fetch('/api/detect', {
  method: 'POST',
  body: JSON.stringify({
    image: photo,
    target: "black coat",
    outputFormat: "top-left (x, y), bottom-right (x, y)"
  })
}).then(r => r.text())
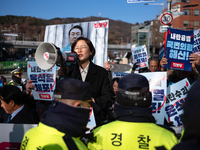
top-left (68, 62), bottom-right (114, 125)
top-left (0, 104), bottom-right (38, 124)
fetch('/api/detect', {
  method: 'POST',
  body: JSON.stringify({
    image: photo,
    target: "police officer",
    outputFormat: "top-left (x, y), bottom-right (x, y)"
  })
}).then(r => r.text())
top-left (20, 78), bottom-right (97, 150)
top-left (88, 74), bottom-right (177, 150)
top-left (7, 67), bottom-right (26, 90)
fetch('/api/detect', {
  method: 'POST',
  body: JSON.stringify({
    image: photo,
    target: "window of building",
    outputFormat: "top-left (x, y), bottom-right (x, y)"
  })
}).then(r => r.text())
top-left (183, 20), bottom-right (189, 26)
top-left (194, 10), bottom-right (199, 16)
top-left (189, 21), bottom-right (193, 26)
top-left (184, 9), bottom-right (189, 15)
top-left (194, 21), bottom-right (199, 27)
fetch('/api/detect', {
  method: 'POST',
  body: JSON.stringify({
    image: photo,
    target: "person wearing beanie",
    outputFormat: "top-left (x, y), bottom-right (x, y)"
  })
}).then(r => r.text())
top-left (20, 78), bottom-right (97, 150)
top-left (88, 74), bottom-right (177, 150)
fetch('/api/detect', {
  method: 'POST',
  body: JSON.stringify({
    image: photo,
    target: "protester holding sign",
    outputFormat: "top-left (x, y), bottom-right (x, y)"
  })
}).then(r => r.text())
top-left (88, 74), bottom-right (177, 150)
top-left (160, 54), bottom-right (200, 86)
top-left (68, 37), bottom-right (114, 125)
top-left (163, 28), bottom-right (194, 71)
top-left (145, 56), bottom-right (160, 72)
top-left (20, 78), bottom-right (95, 150)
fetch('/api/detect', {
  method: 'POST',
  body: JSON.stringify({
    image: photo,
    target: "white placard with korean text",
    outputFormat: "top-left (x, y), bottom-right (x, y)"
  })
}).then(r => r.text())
top-left (131, 45), bottom-right (148, 69)
top-left (165, 78), bottom-right (191, 127)
top-left (27, 61), bottom-right (56, 101)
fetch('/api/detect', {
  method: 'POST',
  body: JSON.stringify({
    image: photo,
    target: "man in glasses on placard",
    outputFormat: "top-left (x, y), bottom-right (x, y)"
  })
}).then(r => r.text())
top-left (61, 25), bottom-right (83, 53)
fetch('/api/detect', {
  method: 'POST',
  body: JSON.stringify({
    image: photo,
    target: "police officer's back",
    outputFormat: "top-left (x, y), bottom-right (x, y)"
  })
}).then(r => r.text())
top-left (88, 74), bottom-right (177, 150)
top-left (20, 78), bottom-right (95, 150)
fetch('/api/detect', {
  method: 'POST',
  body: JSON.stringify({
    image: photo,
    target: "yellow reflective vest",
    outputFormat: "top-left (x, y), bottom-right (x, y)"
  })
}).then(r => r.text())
top-left (88, 120), bottom-right (178, 150)
top-left (20, 122), bottom-right (88, 150)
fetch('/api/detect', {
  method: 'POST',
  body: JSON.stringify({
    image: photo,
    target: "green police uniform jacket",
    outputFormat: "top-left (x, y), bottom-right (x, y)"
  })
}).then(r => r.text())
top-left (20, 100), bottom-right (92, 150)
top-left (7, 80), bottom-right (25, 91)
top-left (20, 122), bottom-right (88, 150)
top-left (88, 103), bottom-right (178, 150)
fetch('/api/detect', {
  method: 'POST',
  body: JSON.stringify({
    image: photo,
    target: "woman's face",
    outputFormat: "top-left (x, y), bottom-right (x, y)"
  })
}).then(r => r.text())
top-left (74, 40), bottom-right (92, 64)
top-left (113, 81), bottom-right (118, 95)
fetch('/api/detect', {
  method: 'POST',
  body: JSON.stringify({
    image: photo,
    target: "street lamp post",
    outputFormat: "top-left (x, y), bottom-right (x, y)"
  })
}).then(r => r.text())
top-left (145, 1), bottom-right (164, 10)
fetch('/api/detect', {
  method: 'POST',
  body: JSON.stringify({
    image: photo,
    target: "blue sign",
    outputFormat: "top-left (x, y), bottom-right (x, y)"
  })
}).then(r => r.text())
top-left (127, 0), bottom-right (157, 3)
top-left (163, 28), bottom-right (193, 71)
top-left (159, 44), bottom-right (165, 60)
top-left (112, 72), bottom-right (129, 78)
top-left (0, 76), bottom-right (3, 87)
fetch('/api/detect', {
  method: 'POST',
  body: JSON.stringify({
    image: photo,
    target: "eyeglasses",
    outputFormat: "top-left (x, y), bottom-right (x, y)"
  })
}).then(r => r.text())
top-left (74, 45), bottom-right (88, 51)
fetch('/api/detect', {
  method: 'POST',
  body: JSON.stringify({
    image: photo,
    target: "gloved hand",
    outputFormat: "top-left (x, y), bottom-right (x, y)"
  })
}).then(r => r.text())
top-left (132, 63), bottom-right (139, 71)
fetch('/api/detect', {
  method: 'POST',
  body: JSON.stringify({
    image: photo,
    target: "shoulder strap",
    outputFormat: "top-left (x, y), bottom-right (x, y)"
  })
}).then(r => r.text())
top-left (63, 134), bottom-right (79, 150)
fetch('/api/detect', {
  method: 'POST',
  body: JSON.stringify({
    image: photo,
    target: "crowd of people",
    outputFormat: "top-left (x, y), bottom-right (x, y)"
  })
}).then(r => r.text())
top-left (0, 36), bottom-right (200, 149)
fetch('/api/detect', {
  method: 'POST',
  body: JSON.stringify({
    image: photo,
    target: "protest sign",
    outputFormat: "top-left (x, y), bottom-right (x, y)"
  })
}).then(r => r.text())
top-left (165, 78), bottom-right (190, 127)
top-left (0, 76), bottom-right (3, 87)
top-left (140, 72), bottom-right (167, 125)
top-left (27, 61), bottom-right (56, 101)
top-left (163, 28), bottom-right (193, 71)
top-left (194, 29), bottom-right (200, 56)
top-left (112, 72), bottom-right (130, 79)
top-left (17, 86), bottom-right (22, 91)
top-left (87, 108), bottom-right (96, 128)
top-left (0, 123), bottom-right (37, 150)
top-left (44, 20), bottom-right (109, 68)
top-left (131, 45), bottom-right (148, 69)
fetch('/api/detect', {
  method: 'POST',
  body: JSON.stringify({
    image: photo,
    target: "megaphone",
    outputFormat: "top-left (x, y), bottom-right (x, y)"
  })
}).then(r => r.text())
top-left (35, 42), bottom-right (78, 70)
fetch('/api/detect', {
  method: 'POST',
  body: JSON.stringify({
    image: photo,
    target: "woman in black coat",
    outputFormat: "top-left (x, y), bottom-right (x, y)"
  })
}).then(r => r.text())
top-left (68, 37), bottom-right (114, 125)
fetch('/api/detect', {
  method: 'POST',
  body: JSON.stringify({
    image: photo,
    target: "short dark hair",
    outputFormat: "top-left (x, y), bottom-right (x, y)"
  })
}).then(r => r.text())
top-left (112, 78), bottom-right (120, 86)
top-left (68, 25), bottom-right (83, 37)
top-left (0, 85), bottom-right (23, 105)
top-left (71, 37), bottom-right (95, 61)
top-left (148, 56), bottom-right (159, 65)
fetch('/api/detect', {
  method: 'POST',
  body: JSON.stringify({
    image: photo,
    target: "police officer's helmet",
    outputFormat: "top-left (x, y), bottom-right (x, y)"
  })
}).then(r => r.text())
top-left (11, 67), bottom-right (22, 75)
top-left (116, 74), bottom-right (152, 107)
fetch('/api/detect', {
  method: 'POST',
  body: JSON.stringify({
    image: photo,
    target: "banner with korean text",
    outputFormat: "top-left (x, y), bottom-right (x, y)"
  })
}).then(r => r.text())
top-left (44, 20), bottom-right (109, 68)
top-left (140, 72), bottom-right (167, 125)
top-left (165, 78), bottom-right (191, 127)
top-left (131, 45), bottom-right (148, 69)
top-left (27, 61), bottom-right (56, 101)
top-left (163, 28), bottom-right (193, 71)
